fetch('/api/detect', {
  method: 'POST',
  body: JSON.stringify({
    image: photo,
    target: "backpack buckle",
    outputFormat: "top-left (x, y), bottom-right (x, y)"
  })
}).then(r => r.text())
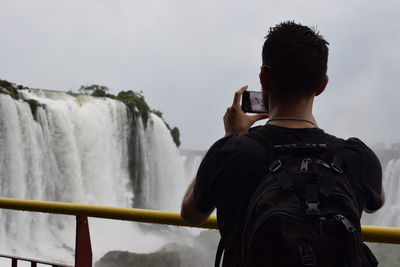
top-left (302, 255), bottom-right (317, 266)
top-left (305, 201), bottom-right (320, 215)
top-left (269, 160), bottom-right (282, 173)
top-left (299, 243), bottom-right (317, 266)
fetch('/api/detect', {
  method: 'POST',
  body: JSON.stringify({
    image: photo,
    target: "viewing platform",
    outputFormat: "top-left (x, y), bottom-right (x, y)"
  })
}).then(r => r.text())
top-left (0, 198), bottom-right (399, 266)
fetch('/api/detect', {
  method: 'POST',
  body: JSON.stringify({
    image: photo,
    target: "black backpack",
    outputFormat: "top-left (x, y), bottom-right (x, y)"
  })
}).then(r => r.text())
top-left (215, 133), bottom-right (378, 267)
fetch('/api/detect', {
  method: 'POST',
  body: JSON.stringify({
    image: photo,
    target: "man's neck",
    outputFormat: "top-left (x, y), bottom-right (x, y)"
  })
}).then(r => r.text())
top-left (267, 98), bottom-right (317, 128)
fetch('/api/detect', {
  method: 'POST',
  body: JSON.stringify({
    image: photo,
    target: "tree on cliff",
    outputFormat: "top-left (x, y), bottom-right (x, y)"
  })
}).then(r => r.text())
top-left (170, 127), bottom-right (180, 147)
top-left (79, 84), bottom-right (110, 97)
top-left (78, 84), bottom-right (181, 147)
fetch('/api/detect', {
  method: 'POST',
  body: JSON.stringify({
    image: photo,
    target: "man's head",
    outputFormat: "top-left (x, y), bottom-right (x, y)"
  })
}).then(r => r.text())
top-left (261, 21), bottom-right (329, 102)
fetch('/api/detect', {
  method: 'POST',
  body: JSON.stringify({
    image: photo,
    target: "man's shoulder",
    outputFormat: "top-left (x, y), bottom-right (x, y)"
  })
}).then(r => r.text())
top-left (246, 125), bottom-right (339, 147)
top-left (336, 137), bottom-right (381, 170)
top-left (245, 126), bottom-right (379, 163)
top-left (194, 133), bottom-right (268, 213)
top-left (337, 137), bottom-right (378, 158)
top-left (340, 137), bottom-right (372, 150)
top-left (205, 133), bottom-right (265, 161)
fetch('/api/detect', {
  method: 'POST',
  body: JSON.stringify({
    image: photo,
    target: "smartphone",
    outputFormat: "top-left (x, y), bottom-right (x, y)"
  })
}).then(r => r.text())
top-left (241, 91), bottom-right (268, 113)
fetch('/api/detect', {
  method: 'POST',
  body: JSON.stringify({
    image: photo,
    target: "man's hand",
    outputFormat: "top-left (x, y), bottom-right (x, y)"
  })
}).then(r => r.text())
top-left (224, 85), bottom-right (269, 136)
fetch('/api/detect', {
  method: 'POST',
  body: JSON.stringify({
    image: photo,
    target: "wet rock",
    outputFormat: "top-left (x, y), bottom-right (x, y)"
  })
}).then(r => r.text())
top-left (95, 249), bottom-right (180, 267)
top-left (96, 230), bottom-right (220, 267)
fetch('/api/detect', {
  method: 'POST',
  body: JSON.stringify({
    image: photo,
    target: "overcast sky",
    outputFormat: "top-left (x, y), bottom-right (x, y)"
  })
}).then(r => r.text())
top-left (1, 0), bottom-right (399, 149)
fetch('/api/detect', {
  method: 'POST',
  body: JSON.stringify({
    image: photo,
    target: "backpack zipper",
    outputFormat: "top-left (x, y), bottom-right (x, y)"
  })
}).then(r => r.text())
top-left (245, 210), bottom-right (361, 262)
top-left (249, 210), bottom-right (309, 246)
top-left (247, 184), bottom-right (281, 214)
top-left (241, 188), bottom-right (285, 262)
top-left (335, 214), bottom-right (360, 256)
top-left (243, 184), bottom-right (281, 229)
top-left (244, 209), bottom-right (309, 262)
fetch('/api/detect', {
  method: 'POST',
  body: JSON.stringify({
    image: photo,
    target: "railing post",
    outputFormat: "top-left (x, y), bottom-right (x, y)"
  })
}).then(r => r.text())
top-left (75, 216), bottom-right (92, 267)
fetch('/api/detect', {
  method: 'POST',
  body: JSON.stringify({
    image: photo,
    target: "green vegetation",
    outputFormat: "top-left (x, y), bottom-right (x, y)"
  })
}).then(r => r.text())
top-left (151, 109), bottom-right (163, 119)
top-left (170, 127), bottom-right (181, 147)
top-left (25, 99), bottom-right (40, 118)
top-left (79, 84), bottom-right (109, 97)
top-left (78, 85), bottom-right (152, 126)
top-left (78, 84), bottom-right (181, 147)
top-left (1, 79), bottom-right (42, 118)
top-left (0, 79), bottom-right (20, 100)
top-left (117, 90), bottom-right (151, 126)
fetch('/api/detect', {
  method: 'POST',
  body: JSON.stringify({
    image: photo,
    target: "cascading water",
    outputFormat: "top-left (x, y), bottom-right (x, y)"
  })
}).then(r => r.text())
top-left (0, 89), bottom-right (194, 264)
top-left (180, 149), bottom-right (206, 185)
top-left (360, 158), bottom-right (400, 265)
top-left (362, 158), bottom-right (400, 227)
top-left (136, 114), bottom-right (186, 211)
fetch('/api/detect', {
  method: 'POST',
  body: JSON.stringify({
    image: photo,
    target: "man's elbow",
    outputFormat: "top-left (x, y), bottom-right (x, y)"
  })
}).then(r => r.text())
top-left (180, 198), bottom-right (211, 226)
top-left (180, 178), bottom-right (213, 226)
top-left (180, 208), bottom-right (204, 226)
top-left (364, 208), bottom-right (378, 214)
top-left (364, 189), bottom-right (385, 214)
top-left (363, 203), bottom-right (383, 214)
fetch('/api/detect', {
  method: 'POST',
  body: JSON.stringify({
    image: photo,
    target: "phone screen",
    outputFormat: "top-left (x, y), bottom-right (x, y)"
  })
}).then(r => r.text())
top-left (241, 91), bottom-right (268, 113)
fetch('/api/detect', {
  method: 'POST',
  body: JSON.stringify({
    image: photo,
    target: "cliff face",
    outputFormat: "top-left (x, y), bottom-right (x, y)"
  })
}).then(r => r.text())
top-left (0, 80), bottom-right (181, 147)
top-left (0, 79), bottom-right (191, 261)
top-left (1, 79), bottom-right (182, 210)
top-left (0, 79), bottom-right (20, 99)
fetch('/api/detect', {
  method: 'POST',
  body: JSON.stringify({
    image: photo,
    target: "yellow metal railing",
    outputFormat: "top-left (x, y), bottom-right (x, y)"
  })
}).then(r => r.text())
top-left (0, 198), bottom-right (399, 244)
top-left (0, 198), bottom-right (217, 229)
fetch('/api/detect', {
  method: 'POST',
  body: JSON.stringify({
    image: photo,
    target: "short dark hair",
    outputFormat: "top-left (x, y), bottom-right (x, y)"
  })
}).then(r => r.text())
top-left (262, 21), bottom-right (329, 99)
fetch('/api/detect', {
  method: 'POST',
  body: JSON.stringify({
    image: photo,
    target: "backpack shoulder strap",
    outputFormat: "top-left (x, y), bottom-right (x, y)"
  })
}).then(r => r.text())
top-left (246, 126), bottom-right (273, 152)
top-left (325, 137), bottom-right (347, 173)
top-left (214, 128), bottom-right (272, 267)
top-left (248, 128), bottom-right (346, 166)
top-left (214, 239), bottom-right (224, 267)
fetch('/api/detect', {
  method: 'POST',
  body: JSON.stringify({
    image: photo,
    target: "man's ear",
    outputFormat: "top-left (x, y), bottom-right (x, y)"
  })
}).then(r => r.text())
top-left (259, 66), bottom-right (271, 91)
top-left (315, 75), bottom-right (329, 96)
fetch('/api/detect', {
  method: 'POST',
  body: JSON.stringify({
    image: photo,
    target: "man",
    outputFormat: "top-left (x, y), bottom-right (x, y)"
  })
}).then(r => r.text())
top-left (181, 21), bottom-right (384, 266)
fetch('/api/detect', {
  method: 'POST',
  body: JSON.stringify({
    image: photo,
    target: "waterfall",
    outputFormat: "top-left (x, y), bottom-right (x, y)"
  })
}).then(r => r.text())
top-left (0, 90), bottom-right (193, 264)
top-left (134, 113), bottom-right (186, 211)
top-left (180, 149), bottom-right (206, 184)
top-left (362, 158), bottom-right (400, 227)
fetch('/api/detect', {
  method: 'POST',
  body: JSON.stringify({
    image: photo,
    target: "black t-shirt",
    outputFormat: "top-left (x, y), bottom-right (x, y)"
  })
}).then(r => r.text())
top-left (194, 125), bottom-right (383, 267)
